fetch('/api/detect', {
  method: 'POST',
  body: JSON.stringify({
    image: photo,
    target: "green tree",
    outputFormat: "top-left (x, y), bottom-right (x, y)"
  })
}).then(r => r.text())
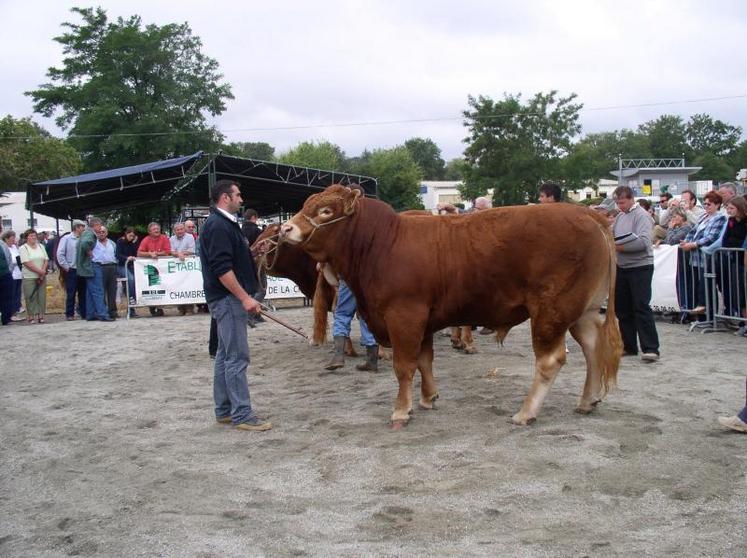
top-left (638, 115), bottom-right (690, 159)
top-left (403, 137), bottom-right (445, 179)
top-left (462, 91), bottom-right (582, 206)
top-left (0, 115), bottom-right (81, 191)
top-left (363, 147), bottom-right (423, 211)
top-left (443, 158), bottom-right (466, 181)
top-left (27, 7), bottom-right (232, 172)
top-left (691, 152), bottom-right (734, 182)
top-left (279, 140), bottom-right (344, 170)
top-left (686, 113), bottom-right (741, 157)
top-left (222, 141), bottom-right (275, 161)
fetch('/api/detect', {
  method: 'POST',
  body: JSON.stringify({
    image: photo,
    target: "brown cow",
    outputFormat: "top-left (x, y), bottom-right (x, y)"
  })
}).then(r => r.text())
top-left (281, 185), bottom-right (622, 427)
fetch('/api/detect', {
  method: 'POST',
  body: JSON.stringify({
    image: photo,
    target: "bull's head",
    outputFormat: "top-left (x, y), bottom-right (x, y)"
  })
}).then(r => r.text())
top-left (280, 184), bottom-right (361, 260)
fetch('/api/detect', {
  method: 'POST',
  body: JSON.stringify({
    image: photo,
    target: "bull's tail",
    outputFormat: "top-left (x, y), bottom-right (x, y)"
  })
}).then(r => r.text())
top-left (597, 226), bottom-right (623, 395)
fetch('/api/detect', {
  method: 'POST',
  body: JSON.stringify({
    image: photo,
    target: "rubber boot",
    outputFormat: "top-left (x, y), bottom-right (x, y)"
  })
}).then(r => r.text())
top-left (356, 344), bottom-right (379, 372)
top-left (325, 336), bottom-right (346, 370)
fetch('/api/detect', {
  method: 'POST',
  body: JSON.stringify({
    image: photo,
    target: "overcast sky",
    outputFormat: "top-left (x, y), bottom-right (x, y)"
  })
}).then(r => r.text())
top-left (2, 0), bottom-right (747, 161)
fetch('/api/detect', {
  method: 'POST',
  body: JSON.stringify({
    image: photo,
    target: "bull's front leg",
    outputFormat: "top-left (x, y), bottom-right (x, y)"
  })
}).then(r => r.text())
top-left (391, 348), bottom-right (417, 429)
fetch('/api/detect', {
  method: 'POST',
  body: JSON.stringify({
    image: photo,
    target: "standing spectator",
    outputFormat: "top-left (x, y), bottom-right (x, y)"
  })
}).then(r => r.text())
top-left (0, 228), bottom-right (13, 326)
top-left (653, 192), bottom-right (674, 242)
top-left (715, 196), bottom-right (747, 327)
top-left (717, 182), bottom-right (737, 215)
top-left (199, 179), bottom-right (271, 432)
top-left (538, 182), bottom-right (562, 203)
top-left (19, 229), bottom-right (48, 324)
top-left (185, 219), bottom-right (198, 240)
top-left (44, 232), bottom-right (57, 273)
top-left (92, 225), bottom-right (118, 320)
top-left (137, 222), bottom-right (171, 317)
top-left (679, 190), bottom-right (705, 226)
top-left (680, 191), bottom-right (727, 317)
top-left (170, 222), bottom-right (196, 315)
top-left (612, 186), bottom-right (660, 362)
top-left (57, 220), bottom-right (87, 320)
top-left (116, 227), bottom-right (139, 318)
top-left (77, 217), bottom-right (111, 322)
top-left (2, 231), bottom-right (25, 320)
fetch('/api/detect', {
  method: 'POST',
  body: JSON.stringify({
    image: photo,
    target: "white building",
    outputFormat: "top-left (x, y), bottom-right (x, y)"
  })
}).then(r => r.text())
top-left (0, 192), bottom-right (71, 235)
top-left (419, 181), bottom-right (495, 211)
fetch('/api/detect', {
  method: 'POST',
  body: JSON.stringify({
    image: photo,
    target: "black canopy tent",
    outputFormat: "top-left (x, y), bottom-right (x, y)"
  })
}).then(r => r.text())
top-left (27, 152), bottom-right (378, 222)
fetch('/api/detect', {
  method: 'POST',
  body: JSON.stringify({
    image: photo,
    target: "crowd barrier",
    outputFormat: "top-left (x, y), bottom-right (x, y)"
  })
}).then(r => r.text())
top-left (673, 246), bottom-right (746, 334)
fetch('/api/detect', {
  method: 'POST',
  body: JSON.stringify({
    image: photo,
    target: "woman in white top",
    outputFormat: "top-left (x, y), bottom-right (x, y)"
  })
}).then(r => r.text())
top-left (1, 230), bottom-right (24, 319)
top-left (19, 229), bottom-right (49, 323)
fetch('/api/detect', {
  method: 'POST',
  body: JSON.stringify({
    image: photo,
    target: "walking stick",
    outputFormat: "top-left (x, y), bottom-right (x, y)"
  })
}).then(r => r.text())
top-left (259, 304), bottom-right (309, 340)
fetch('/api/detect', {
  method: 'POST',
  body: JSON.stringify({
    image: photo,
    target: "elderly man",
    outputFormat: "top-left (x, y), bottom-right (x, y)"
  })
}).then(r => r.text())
top-left (170, 222), bottom-right (196, 315)
top-left (138, 222), bottom-right (171, 317)
top-left (718, 182), bottom-right (737, 215)
top-left (77, 217), bottom-right (113, 321)
top-left (92, 225), bottom-right (118, 319)
top-left (184, 220), bottom-right (198, 240)
top-left (57, 219), bottom-right (87, 320)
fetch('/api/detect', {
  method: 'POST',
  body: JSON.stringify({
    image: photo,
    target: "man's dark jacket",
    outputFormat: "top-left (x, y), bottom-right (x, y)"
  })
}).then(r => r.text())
top-left (200, 209), bottom-right (259, 304)
top-left (241, 221), bottom-right (262, 247)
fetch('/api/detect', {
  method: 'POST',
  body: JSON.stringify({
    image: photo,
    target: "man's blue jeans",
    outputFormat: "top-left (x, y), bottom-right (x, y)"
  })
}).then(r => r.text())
top-left (209, 295), bottom-right (257, 424)
top-left (332, 280), bottom-right (376, 346)
top-left (85, 266), bottom-right (109, 320)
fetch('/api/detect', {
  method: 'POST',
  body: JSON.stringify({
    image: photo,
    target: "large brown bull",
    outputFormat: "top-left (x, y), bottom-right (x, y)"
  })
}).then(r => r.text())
top-left (281, 185), bottom-right (622, 427)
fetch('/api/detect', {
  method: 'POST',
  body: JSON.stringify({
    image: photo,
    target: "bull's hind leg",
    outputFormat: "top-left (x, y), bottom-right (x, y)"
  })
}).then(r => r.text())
top-left (570, 310), bottom-right (604, 414)
top-left (512, 324), bottom-right (567, 426)
top-left (461, 326), bottom-right (477, 354)
top-left (416, 334), bottom-right (439, 410)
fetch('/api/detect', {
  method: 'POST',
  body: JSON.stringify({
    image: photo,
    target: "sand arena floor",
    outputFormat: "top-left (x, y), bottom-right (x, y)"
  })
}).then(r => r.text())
top-left (1, 307), bottom-right (745, 556)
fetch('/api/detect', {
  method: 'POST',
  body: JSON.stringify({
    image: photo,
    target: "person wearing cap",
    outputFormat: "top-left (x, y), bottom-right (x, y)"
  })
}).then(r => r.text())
top-left (57, 219), bottom-right (88, 320)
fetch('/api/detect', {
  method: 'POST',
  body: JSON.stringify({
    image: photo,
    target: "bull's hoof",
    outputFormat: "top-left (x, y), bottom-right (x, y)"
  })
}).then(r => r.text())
top-left (574, 406), bottom-right (594, 415)
top-left (510, 413), bottom-right (536, 426)
top-left (390, 419), bottom-right (408, 431)
top-left (464, 346), bottom-right (478, 354)
top-left (419, 394), bottom-right (439, 410)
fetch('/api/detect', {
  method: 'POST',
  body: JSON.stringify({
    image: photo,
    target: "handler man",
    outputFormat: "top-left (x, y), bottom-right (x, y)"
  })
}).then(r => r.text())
top-left (199, 179), bottom-right (272, 432)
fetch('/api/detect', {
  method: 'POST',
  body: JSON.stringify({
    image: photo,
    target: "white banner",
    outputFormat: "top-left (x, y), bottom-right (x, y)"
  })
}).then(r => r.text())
top-left (132, 258), bottom-right (304, 305)
top-left (651, 244), bottom-right (680, 312)
top-left (133, 257), bottom-right (205, 306)
top-left (265, 275), bottom-right (304, 299)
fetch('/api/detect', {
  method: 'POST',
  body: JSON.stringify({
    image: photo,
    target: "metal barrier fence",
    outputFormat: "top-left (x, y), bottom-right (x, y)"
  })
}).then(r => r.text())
top-left (675, 246), bottom-right (746, 334)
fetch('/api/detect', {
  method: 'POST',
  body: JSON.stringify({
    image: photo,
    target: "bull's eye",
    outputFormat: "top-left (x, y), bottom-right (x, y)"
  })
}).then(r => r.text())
top-left (318, 207), bottom-right (333, 218)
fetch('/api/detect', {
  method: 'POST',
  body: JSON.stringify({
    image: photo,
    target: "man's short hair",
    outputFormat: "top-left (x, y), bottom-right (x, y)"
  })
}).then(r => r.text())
top-left (681, 189), bottom-right (696, 202)
top-left (539, 182), bottom-right (562, 202)
top-left (89, 217), bottom-right (103, 227)
top-left (0, 230), bottom-right (15, 242)
top-left (211, 179), bottom-right (238, 204)
top-left (659, 192), bottom-right (673, 201)
top-left (613, 185), bottom-right (634, 200)
top-left (243, 208), bottom-right (259, 221)
top-left (147, 222), bottom-right (160, 231)
top-left (719, 182), bottom-right (737, 195)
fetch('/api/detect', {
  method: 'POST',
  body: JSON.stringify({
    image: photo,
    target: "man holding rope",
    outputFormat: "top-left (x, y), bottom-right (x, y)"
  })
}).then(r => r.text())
top-left (199, 179), bottom-right (272, 432)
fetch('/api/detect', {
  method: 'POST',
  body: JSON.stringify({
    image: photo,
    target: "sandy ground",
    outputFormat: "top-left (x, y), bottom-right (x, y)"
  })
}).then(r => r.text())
top-left (1, 307), bottom-right (746, 557)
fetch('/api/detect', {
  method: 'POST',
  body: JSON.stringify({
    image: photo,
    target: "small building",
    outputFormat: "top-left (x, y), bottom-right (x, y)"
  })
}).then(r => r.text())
top-left (0, 192), bottom-right (71, 235)
top-left (609, 164), bottom-right (702, 196)
top-left (419, 181), bottom-right (495, 211)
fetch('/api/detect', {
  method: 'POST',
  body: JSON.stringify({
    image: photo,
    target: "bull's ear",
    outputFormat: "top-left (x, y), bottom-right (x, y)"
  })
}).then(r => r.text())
top-left (343, 188), bottom-right (362, 215)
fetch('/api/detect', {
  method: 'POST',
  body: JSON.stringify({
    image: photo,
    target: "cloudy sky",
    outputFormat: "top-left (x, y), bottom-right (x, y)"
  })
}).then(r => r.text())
top-left (2, 0), bottom-right (747, 160)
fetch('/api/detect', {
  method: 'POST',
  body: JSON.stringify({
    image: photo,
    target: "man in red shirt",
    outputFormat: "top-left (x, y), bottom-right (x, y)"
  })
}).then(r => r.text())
top-left (137, 222), bottom-right (171, 316)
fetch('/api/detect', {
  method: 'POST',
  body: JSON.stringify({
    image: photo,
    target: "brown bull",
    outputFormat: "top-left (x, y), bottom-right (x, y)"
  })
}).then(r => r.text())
top-left (252, 224), bottom-right (336, 347)
top-left (281, 185), bottom-right (622, 427)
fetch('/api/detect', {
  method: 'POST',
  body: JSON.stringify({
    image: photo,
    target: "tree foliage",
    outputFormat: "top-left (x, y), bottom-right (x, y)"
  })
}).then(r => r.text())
top-left (443, 158), bottom-right (466, 181)
top-left (360, 147), bottom-right (423, 211)
top-left (404, 137), bottom-right (445, 180)
top-left (222, 141), bottom-right (275, 161)
top-left (278, 140), bottom-right (344, 170)
top-left (462, 91), bottom-right (582, 206)
top-left (26, 7), bottom-right (232, 172)
top-left (0, 115), bottom-right (81, 192)
top-left (637, 115), bottom-right (689, 160)
top-left (686, 114), bottom-right (741, 157)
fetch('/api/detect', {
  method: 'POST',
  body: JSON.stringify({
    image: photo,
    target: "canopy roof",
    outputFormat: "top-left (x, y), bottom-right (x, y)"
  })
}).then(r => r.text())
top-left (28, 152), bottom-right (377, 219)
